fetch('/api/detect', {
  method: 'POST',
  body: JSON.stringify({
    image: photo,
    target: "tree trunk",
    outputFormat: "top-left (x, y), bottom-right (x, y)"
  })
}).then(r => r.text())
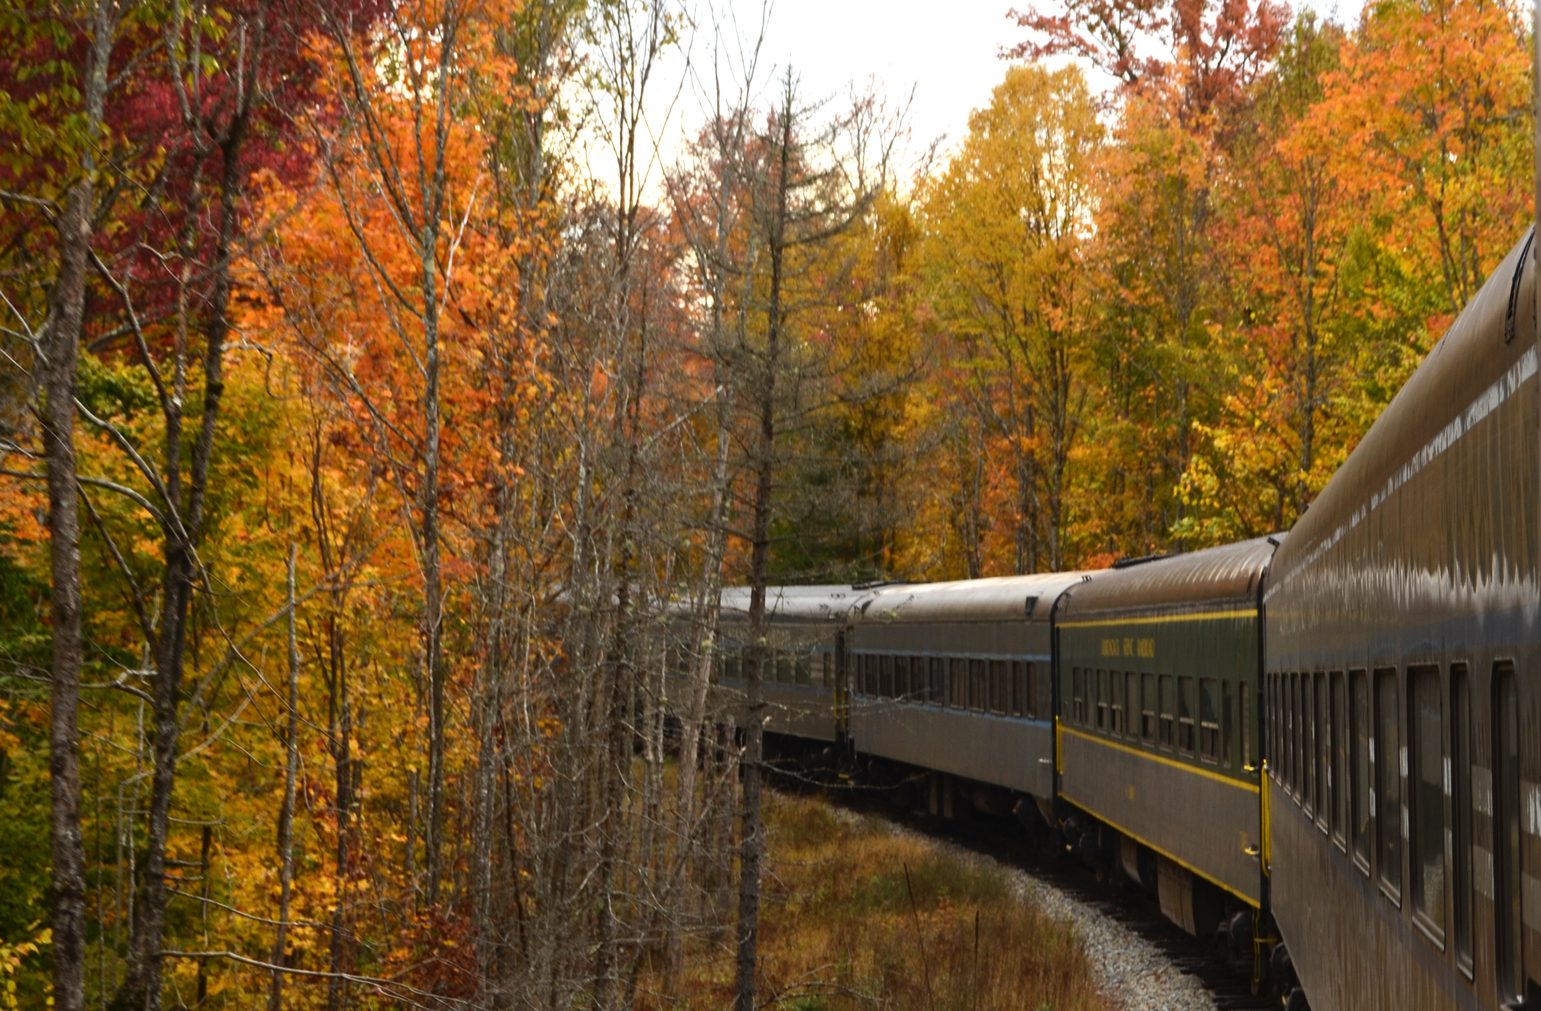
top-left (42, 6), bottom-right (114, 1001)
top-left (270, 546), bottom-right (301, 1011)
top-left (735, 87), bottom-right (794, 1011)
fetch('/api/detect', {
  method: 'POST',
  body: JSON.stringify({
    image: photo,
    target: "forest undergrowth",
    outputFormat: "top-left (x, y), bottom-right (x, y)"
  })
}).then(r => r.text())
top-left (648, 791), bottom-right (1103, 1011)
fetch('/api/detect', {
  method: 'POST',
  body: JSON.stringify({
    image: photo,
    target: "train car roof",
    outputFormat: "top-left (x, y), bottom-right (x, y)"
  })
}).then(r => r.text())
top-left (716, 584), bottom-right (869, 623)
top-left (1057, 536), bottom-right (1281, 619)
top-left (1266, 229), bottom-right (1535, 600)
top-left (856, 571), bottom-right (1092, 624)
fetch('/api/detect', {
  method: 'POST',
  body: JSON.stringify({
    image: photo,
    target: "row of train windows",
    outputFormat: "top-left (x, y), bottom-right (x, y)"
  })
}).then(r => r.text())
top-left (1266, 665), bottom-right (1524, 997)
top-left (1068, 667), bottom-right (1254, 770)
top-left (852, 653), bottom-right (1040, 719)
top-left (719, 648), bottom-right (833, 689)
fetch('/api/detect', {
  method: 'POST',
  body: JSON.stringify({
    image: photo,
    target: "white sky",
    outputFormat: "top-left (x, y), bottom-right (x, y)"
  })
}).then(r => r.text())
top-left (742, 0), bottom-right (1029, 171)
top-left (615, 0), bottom-right (1366, 199)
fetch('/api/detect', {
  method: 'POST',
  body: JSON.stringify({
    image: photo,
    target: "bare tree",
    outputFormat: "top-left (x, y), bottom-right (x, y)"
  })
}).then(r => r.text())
top-left (32, 5), bottom-right (120, 1009)
top-left (726, 70), bottom-right (884, 1011)
top-left (314, 0), bottom-right (474, 910)
top-left (106, 8), bottom-right (272, 1006)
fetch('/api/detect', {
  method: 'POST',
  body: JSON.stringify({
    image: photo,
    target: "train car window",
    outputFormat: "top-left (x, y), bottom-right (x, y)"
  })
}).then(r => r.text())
top-left (970, 658), bottom-right (988, 712)
top-left (1266, 674), bottom-right (1277, 780)
top-left (1375, 667), bottom-right (1402, 904)
top-left (1315, 671), bottom-right (1329, 831)
top-left (1295, 672), bottom-right (1306, 801)
top-left (1332, 672), bottom-right (1348, 848)
top-left (950, 657), bottom-right (968, 708)
top-left (1222, 680), bottom-right (1234, 768)
top-left (1241, 681), bottom-right (1252, 772)
top-left (1096, 670), bottom-right (1109, 730)
top-left (1303, 673), bottom-right (1316, 817)
top-left (1023, 662), bottom-right (1036, 718)
top-left (1134, 675), bottom-right (1146, 739)
top-left (991, 660), bottom-right (1009, 714)
top-left (1408, 664), bottom-right (1444, 940)
top-left (876, 654), bottom-right (891, 697)
top-left (1350, 669), bottom-right (1370, 870)
top-left (1451, 664), bottom-right (1473, 975)
top-left (896, 656), bottom-right (912, 697)
top-left (1072, 668), bottom-right (1085, 725)
top-left (796, 651), bottom-right (812, 687)
top-left (1493, 661), bottom-right (1523, 1002)
top-left (821, 651), bottom-right (833, 690)
top-left (1199, 678), bottom-right (1220, 763)
top-left (929, 657), bottom-right (945, 705)
top-left (1141, 673), bottom-right (1156, 742)
top-left (1159, 675), bottom-right (1175, 750)
top-left (1009, 661), bottom-right (1024, 716)
top-left (1109, 671), bottom-right (1123, 735)
top-left (1277, 675), bottom-right (1286, 781)
top-left (1125, 673), bottom-right (1138, 738)
top-left (1284, 674), bottom-right (1295, 793)
top-left (1178, 677), bottom-right (1196, 754)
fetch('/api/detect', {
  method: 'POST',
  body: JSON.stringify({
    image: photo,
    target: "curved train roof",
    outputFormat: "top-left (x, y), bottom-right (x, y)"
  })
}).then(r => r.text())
top-left (716, 584), bottom-right (870, 623)
top-left (1058, 536), bottom-right (1281, 619)
top-left (1267, 229), bottom-right (1536, 600)
top-left (858, 571), bottom-right (1092, 624)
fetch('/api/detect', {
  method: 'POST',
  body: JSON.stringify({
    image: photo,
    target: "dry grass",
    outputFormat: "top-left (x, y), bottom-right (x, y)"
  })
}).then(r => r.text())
top-left (652, 791), bottom-right (1107, 1011)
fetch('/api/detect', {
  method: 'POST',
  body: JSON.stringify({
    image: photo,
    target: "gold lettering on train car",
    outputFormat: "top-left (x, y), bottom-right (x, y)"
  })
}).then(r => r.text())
top-left (1123, 637), bottom-right (1134, 656)
top-left (1101, 638), bottom-right (1120, 657)
top-left (1127, 785), bottom-right (1136, 801)
top-left (1137, 638), bottom-right (1155, 658)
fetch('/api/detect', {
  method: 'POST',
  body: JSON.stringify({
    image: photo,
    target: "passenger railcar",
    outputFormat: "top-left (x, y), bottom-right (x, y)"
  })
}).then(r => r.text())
top-left (708, 584), bottom-right (865, 744)
top-left (847, 573), bottom-right (1089, 814)
top-left (1055, 539), bottom-right (1276, 956)
top-left (1264, 233), bottom-right (1541, 1011)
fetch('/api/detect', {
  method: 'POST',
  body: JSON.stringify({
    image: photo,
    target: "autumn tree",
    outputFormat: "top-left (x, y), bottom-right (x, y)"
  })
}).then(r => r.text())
top-left (1007, 0), bottom-right (1288, 128)
top-left (1317, 0), bottom-right (1531, 315)
top-left (916, 64), bottom-right (1102, 573)
top-left (1176, 15), bottom-right (1354, 542)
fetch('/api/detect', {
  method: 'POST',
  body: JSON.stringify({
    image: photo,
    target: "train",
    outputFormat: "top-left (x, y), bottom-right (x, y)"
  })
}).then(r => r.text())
top-left (677, 230), bottom-right (1539, 1009)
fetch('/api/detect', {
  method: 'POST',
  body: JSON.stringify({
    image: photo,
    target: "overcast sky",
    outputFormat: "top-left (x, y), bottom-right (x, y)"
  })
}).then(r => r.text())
top-left (739, 0), bottom-right (1030, 170)
top-left (615, 0), bottom-right (1366, 197)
